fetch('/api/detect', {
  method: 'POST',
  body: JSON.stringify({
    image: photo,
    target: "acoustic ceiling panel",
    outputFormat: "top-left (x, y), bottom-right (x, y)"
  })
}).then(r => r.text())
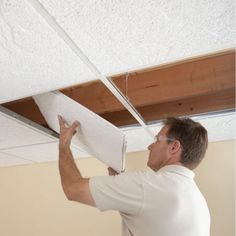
top-left (2, 142), bottom-right (89, 164)
top-left (0, 106), bottom-right (57, 149)
top-left (0, 0), bottom-right (95, 104)
top-left (192, 112), bottom-right (236, 143)
top-left (122, 111), bottom-right (236, 153)
top-left (0, 152), bottom-right (33, 166)
top-left (38, 0), bottom-right (235, 74)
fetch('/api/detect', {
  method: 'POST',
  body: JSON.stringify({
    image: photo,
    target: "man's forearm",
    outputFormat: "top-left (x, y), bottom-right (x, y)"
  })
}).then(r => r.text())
top-left (57, 116), bottom-right (95, 206)
top-left (59, 144), bottom-right (82, 197)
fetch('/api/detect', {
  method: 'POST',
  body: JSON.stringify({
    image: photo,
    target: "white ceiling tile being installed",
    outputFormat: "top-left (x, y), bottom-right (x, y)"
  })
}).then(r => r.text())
top-left (0, 0), bottom-right (235, 103)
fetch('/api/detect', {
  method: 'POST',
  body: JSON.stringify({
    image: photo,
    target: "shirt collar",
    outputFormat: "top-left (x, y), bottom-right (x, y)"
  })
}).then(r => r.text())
top-left (158, 164), bottom-right (195, 179)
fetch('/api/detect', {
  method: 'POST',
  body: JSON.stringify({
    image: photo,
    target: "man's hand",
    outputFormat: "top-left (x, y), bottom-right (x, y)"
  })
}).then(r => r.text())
top-left (58, 115), bottom-right (80, 147)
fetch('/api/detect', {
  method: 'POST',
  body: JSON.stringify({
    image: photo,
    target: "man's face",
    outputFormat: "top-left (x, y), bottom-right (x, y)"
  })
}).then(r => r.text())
top-left (147, 126), bottom-right (171, 171)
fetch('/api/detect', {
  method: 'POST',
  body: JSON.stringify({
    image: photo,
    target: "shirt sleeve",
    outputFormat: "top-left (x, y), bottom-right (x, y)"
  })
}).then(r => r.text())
top-left (89, 171), bottom-right (145, 215)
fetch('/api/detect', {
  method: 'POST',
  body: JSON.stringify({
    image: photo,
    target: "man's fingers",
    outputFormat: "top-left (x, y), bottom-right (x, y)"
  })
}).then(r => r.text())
top-left (58, 115), bottom-right (65, 129)
top-left (58, 115), bottom-right (80, 134)
top-left (71, 121), bottom-right (80, 136)
top-left (58, 115), bottom-right (69, 130)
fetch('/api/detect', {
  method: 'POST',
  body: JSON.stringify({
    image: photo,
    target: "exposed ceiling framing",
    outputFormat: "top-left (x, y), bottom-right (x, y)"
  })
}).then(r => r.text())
top-left (3, 49), bottom-right (235, 128)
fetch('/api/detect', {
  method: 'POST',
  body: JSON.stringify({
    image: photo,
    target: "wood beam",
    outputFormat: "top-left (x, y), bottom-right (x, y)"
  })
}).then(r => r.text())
top-left (101, 88), bottom-right (235, 126)
top-left (2, 50), bottom-right (235, 127)
top-left (62, 50), bottom-right (235, 112)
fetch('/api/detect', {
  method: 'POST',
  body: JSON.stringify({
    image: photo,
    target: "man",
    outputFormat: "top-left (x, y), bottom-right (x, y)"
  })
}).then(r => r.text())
top-left (58, 116), bottom-right (210, 236)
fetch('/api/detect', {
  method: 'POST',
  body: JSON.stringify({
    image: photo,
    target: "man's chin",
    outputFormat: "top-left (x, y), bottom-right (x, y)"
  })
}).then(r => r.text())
top-left (147, 159), bottom-right (151, 169)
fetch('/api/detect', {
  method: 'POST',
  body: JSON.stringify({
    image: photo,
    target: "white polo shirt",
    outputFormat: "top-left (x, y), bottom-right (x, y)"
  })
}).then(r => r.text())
top-left (89, 165), bottom-right (210, 236)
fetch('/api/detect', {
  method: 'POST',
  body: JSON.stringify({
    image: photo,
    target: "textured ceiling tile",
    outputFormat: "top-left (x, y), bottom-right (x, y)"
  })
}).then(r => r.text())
top-left (123, 111), bottom-right (236, 152)
top-left (3, 142), bottom-right (90, 163)
top-left (194, 112), bottom-right (236, 142)
top-left (0, 152), bottom-right (33, 166)
top-left (0, 109), bottom-right (56, 149)
top-left (0, 0), bottom-right (95, 103)
top-left (39, 0), bottom-right (235, 75)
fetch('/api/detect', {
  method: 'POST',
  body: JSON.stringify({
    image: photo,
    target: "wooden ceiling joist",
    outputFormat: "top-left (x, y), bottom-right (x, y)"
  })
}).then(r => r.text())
top-left (3, 50), bottom-right (235, 127)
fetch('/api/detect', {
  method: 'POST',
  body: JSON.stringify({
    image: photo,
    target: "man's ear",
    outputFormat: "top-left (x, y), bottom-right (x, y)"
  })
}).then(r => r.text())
top-left (169, 140), bottom-right (181, 155)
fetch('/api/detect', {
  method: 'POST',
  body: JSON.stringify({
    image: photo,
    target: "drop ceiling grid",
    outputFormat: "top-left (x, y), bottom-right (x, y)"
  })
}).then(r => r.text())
top-left (38, 0), bottom-right (235, 75)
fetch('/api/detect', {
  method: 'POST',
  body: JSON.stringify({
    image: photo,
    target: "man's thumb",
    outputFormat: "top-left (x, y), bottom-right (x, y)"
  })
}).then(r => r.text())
top-left (72, 121), bottom-right (80, 129)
